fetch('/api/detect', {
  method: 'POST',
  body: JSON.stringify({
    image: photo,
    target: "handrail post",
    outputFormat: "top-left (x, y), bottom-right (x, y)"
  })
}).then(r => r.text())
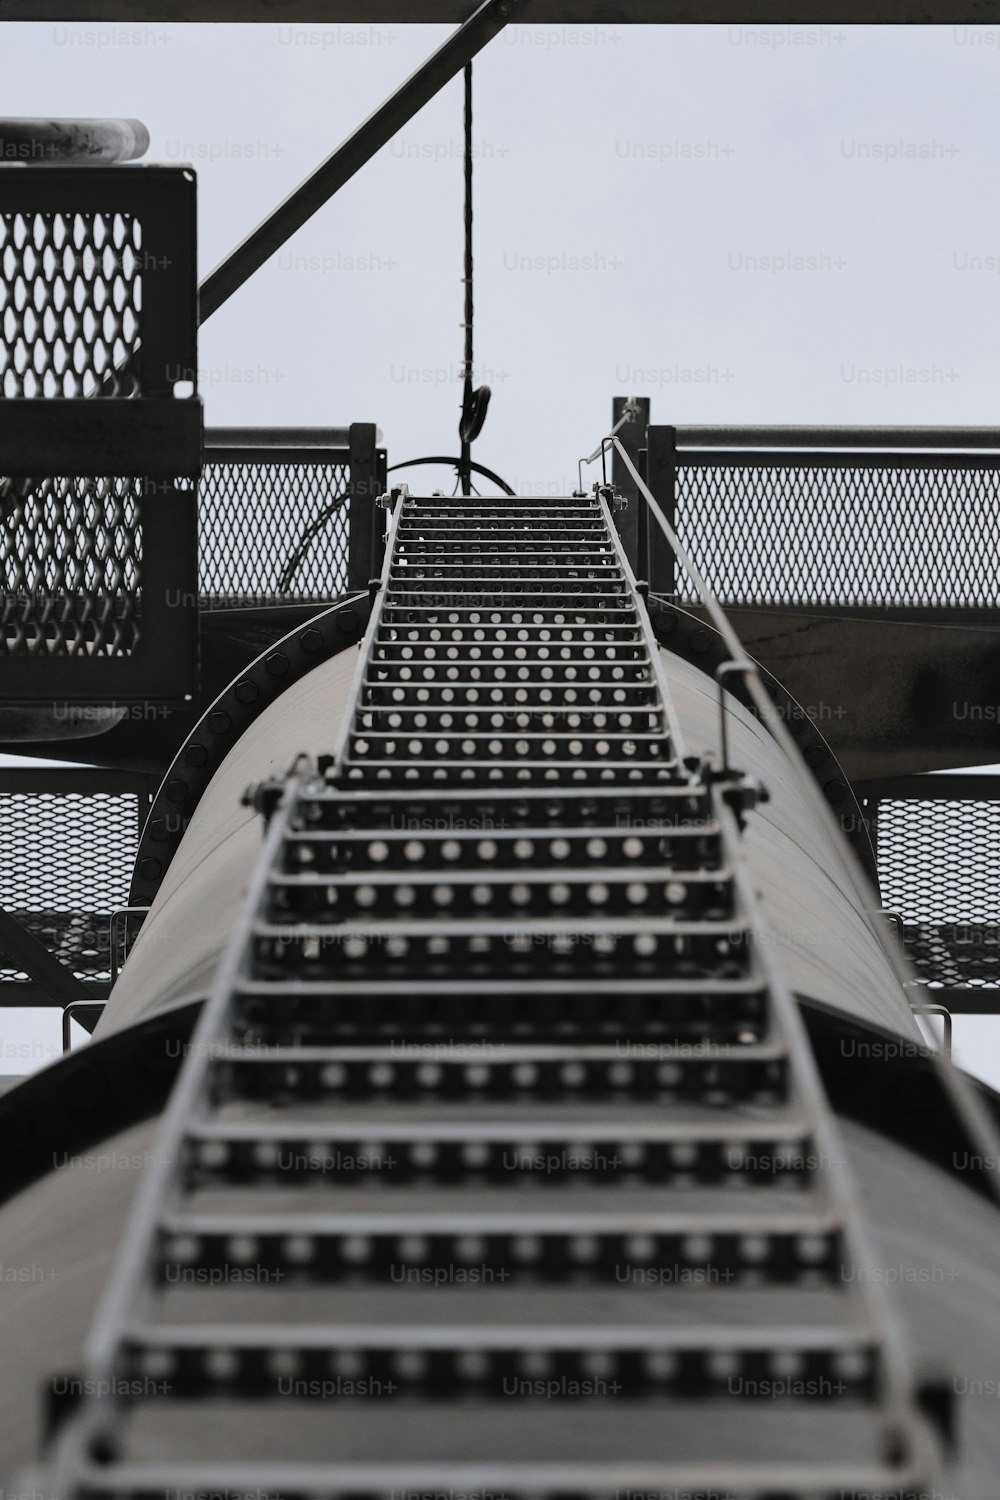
top-left (635, 445), bottom-right (650, 586)
top-left (346, 422), bottom-right (380, 593)
top-left (610, 394), bottom-right (649, 571)
top-left (646, 424), bottom-right (677, 596)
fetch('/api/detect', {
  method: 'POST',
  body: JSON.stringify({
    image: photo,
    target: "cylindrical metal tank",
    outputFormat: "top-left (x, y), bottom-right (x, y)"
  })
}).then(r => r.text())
top-left (98, 646), bottom-right (920, 1045)
top-left (0, 638), bottom-right (996, 1492)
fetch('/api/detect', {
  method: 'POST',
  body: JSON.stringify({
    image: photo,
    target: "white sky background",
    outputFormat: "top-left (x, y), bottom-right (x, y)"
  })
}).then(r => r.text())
top-left (2, 20), bottom-right (1000, 1083)
top-left (8, 21), bottom-right (1000, 461)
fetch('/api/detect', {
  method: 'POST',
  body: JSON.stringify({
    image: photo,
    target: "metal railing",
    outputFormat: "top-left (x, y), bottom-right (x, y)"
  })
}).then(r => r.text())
top-left (627, 422), bottom-right (1000, 614)
top-left (585, 423), bottom-right (1000, 1202)
top-left (0, 768), bottom-right (154, 1008)
top-left (0, 158), bottom-right (200, 701)
top-left (198, 425), bottom-right (386, 608)
top-left (860, 774), bottom-right (1000, 1014)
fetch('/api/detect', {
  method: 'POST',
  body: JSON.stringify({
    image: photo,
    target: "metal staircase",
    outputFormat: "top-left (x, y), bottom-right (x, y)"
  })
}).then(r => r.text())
top-left (36, 488), bottom-right (946, 1499)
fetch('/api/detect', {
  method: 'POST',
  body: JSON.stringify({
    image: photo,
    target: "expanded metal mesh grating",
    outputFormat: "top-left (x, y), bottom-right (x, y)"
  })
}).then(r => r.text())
top-left (1, 209), bottom-right (146, 657)
top-left (674, 462), bottom-right (1000, 607)
top-left (1, 476), bottom-right (142, 656)
top-left (0, 170), bottom-right (197, 697)
top-left (0, 787), bottom-right (143, 982)
top-left (199, 457), bottom-right (351, 602)
top-left (876, 799), bottom-right (1000, 923)
top-left (0, 211), bottom-right (142, 398)
top-left (872, 796), bottom-right (1000, 990)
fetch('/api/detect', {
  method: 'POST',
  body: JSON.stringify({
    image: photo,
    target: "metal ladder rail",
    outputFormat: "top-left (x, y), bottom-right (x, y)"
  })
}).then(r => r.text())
top-left (29, 482), bottom-right (403, 1487)
top-left (42, 764), bottom-right (315, 1488)
top-left (715, 792), bottom-right (941, 1480)
top-left (601, 478), bottom-right (943, 1480)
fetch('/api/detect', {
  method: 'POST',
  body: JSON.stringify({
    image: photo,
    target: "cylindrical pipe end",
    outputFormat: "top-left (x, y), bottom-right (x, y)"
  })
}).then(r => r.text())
top-left (0, 117), bottom-right (150, 164)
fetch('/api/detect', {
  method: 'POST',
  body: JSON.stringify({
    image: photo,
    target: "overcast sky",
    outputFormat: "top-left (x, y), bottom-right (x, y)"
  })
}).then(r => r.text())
top-left (3, 20), bottom-right (1000, 1084)
top-left (8, 21), bottom-right (1000, 475)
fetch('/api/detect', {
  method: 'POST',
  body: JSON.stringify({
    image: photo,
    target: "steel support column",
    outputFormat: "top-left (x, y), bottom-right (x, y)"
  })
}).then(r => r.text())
top-left (0, 907), bottom-right (92, 1009)
top-left (346, 422), bottom-right (383, 591)
top-left (609, 393), bottom-right (649, 568)
top-left (646, 423), bottom-right (677, 597)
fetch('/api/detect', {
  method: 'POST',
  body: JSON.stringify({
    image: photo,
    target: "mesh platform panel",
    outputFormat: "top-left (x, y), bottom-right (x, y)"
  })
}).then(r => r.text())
top-left (1, 207), bottom-right (145, 656)
top-left (1, 476), bottom-right (142, 656)
top-left (0, 209), bottom-right (142, 399)
top-left (871, 795), bottom-right (1000, 991)
top-left (0, 785), bottom-right (145, 983)
top-left (674, 461), bottom-right (1000, 607)
top-left (199, 457), bottom-right (350, 603)
top-left (876, 798), bottom-right (1000, 924)
top-left (0, 167), bottom-right (198, 699)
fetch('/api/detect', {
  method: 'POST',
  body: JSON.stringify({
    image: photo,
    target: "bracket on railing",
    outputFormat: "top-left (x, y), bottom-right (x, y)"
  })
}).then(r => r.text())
top-left (61, 1001), bottom-right (106, 1054)
top-left (108, 907), bottom-right (150, 987)
top-left (912, 1003), bottom-right (954, 1059)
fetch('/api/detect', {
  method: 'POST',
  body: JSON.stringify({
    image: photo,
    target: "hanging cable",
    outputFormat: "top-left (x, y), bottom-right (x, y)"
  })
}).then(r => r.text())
top-left (388, 455), bottom-right (515, 496)
top-left (249, 65), bottom-right (503, 598)
top-left (459, 60), bottom-right (490, 496)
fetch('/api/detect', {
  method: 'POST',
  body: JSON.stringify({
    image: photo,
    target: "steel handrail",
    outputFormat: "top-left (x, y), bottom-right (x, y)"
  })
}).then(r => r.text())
top-left (585, 428), bottom-right (1000, 1205)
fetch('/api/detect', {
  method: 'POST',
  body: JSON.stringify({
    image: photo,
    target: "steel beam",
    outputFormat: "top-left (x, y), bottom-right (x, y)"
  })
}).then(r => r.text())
top-left (206, 427), bottom-right (362, 450)
top-left (0, 768), bottom-right (154, 803)
top-left (198, 0), bottom-right (529, 323)
top-left (1, 1), bottom-right (997, 20)
top-left (921, 989), bottom-right (1000, 1016)
top-left (0, 907), bottom-right (92, 1009)
top-left (674, 425), bottom-right (1000, 451)
top-left (857, 774), bottom-right (1000, 802)
top-left (679, 604), bottom-right (1000, 781)
top-left (0, 400), bottom-right (202, 478)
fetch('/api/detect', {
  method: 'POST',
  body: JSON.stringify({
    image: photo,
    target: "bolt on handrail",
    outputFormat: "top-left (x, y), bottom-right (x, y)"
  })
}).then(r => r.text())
top-left (582, 428), bottom-right (1000, 1206)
